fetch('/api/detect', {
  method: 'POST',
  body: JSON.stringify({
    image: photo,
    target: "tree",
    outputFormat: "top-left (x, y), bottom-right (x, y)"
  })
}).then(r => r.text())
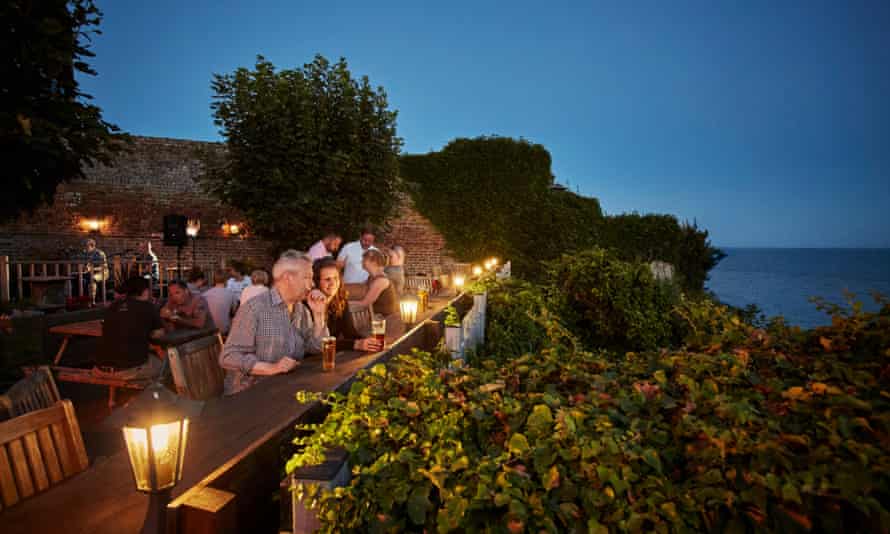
top-left (1, 0), bottom-right (127, 223)
top-left (201, 55), bottom-right (403, 248)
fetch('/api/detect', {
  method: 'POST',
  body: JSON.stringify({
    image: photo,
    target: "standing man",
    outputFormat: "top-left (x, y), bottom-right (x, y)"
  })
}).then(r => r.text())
top-left (135, 240), bottom-right (159, 283)
top-left (225, 261), bottom-right (252, 300)
top-left (219, 253), bottom-right (328, 395)
top-left (384, 245), bottom-right (406, 296)
top-left (337, 226), bottom-right (377, 285)
top-left (203, 270), bottom-right (237, 335)
top-left (308, 232), bottom-right (342, 262)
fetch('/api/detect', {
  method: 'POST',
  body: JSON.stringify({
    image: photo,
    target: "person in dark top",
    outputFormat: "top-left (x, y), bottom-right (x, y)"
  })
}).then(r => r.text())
top-left (352, 249), bottom-right (399, 316)
top-left (94, 277), bottom-right (164, 380)
top-left (312, 258), bottom-right (382, 352)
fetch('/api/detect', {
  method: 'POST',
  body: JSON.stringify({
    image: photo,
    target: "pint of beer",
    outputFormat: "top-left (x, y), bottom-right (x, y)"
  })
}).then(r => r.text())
top-left (322, 336), bottom-right (337, 371)
top-left (371, 315), bottom-right (386, 346)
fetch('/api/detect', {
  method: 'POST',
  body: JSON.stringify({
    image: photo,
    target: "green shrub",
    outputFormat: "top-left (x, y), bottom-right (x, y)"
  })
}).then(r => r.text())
top-left (287, 295), bottom-right (890, 533)
top-left (544, 248), bottom-right (678, 351)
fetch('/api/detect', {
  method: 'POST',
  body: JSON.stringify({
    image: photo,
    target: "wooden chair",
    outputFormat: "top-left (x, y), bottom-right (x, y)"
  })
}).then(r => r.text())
top-left (0, 400), bottom-right (89, 510)
top-left (167, 334), bottom-right (225, 400)
top-left (404, 276), bottom-right (432, 293)
top-left (348, 303), bottom-right (372, 338)
top-left (0, 367), bottom-right (61, 421)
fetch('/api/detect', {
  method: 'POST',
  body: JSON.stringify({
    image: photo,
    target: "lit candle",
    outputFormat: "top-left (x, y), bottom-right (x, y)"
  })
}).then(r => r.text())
top-left (453, 274), bottom-right (465, 292)
top-left (400, 298), bottom-right (418, 325)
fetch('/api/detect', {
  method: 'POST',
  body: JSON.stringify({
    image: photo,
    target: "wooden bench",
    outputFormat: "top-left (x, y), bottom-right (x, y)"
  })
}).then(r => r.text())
top-left (0, 400), bottom-right (89, 511)
top-left (0, 366), bottom-right (61, 421)
top-left (22, 365), bottom-right (153, 410)
top-left (167, 334), bottom-right (225, 401)
top-left (348, 303), bottom-right (372, 338)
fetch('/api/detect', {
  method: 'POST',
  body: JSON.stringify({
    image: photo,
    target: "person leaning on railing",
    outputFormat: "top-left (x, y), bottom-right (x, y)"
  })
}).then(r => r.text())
top-left (218, 253), bottom-right (329, 395)
top-left (312, 257), bottom-right (382, 352)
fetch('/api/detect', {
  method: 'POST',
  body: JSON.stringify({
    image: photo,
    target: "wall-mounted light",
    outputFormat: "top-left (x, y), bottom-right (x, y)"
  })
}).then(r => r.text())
top-left (186, 219), bottom-right (201, 238)
top-left (79, 217), bottom-right (105, 233)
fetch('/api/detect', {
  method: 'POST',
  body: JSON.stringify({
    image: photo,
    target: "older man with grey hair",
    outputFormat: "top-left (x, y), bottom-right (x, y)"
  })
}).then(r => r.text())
top-left (219, 252), bottom-right (328, 395)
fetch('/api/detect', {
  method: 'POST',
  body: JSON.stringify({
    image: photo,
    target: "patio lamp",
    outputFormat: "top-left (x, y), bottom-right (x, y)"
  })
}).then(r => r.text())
top-left (107, 383), bottom-right (203, 534)
top-left (186, 219), bottom-right (200, 266)
top-left (472, 265), bottom-right (483, 277)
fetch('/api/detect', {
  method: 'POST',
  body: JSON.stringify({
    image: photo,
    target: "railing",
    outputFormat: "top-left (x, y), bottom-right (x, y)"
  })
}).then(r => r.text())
top-left (0, 255), bottom-right (224, 305)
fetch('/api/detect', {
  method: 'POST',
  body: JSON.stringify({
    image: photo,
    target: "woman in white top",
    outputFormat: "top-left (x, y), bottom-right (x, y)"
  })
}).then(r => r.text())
top-left (239, 270), bottom-right (270, 305)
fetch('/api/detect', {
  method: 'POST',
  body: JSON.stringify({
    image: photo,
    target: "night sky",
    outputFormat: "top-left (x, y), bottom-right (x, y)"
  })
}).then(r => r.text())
top-left (81, 0), bottom-right (890, 248)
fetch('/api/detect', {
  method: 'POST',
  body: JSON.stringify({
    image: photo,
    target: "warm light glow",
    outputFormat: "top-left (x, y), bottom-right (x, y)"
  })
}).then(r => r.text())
top-left (454, 274), bottom-right (465, 290)
top-left (229, 224), bottom-right (240, 235)
top-left (80, 218), bottom-right (102, 232)
top-left (122, 419), bottom-right (189, 492)
top-left (472, 265), bottom-right (483, 277)
top-left (491, 257), bottom-right (499, 267)
top-left (400, 299), bottom-right (418, 324)
top-left (186, 218), bottom-right (201, 238)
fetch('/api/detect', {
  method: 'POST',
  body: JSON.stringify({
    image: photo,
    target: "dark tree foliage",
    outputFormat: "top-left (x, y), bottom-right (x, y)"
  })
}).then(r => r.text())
top-left (400, 136), bottom-right (599, 276)
top-left (401, 136), bottom-right (723, 290)
top-left (1, 0), bottom-right (127, 222)
top-left (598, 213), bottom-right (725, 292)
top-left (200, 55), bottom-right (402, 249)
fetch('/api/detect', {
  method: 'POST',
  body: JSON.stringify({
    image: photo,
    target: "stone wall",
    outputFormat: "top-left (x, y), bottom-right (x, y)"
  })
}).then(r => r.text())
top-left (0, 136), bottom-right (455, 276)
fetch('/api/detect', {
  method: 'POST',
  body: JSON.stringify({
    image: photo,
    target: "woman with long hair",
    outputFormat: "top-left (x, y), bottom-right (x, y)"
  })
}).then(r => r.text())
top-left (311, 258), bottom-right (382, 352)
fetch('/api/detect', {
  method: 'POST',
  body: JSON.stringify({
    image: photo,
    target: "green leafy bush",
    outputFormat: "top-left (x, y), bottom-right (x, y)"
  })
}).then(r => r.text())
top-left (287, 294), bottom-right (890, 533)
top-left (545, 248), bottom-right (678, 351)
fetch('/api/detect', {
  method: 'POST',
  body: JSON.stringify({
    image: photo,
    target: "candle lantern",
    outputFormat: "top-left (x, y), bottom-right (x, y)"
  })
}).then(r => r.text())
top-left (453, 274), bottom-right (465, 294)
top-left (108, 383), bottom-right (202, 534)
top-left (400, 297), bottom-right (418, 326)
top-left (472, 265), bottom-right (483, 277)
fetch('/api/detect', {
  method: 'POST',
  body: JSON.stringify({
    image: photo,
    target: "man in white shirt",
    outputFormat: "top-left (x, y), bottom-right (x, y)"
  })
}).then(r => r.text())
top-left (337, 227), bottom-right (377, 284)
top-left (307, 232), bottom-right (342, 261)
top-left (225, 262), bottom-right (252, 299)
top-left (203, 270), bottom-right (238, 335)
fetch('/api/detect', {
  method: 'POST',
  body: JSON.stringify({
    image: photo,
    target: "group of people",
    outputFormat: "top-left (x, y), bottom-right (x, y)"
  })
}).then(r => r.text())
top-left (95, 227), bottom-right (411, 396)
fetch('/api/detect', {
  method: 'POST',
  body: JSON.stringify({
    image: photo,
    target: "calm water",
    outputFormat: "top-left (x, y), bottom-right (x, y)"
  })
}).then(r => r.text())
top-left (706, 248), bottom-right (890, 329)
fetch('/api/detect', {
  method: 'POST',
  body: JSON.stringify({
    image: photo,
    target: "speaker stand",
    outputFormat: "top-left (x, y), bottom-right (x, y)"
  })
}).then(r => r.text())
top-left (176, 245), bottom-right (183, 280)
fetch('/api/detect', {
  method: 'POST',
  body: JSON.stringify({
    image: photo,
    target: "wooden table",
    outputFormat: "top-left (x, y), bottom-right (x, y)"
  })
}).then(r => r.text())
top-left (49, 319), bottom-right (103, 365)
top-left (2, 297), bottom-right (452, 533)
top-left (49, 320), bottom-right (217, 365)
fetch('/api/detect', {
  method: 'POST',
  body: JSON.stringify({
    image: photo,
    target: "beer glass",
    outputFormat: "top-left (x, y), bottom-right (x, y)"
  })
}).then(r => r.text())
top-left (371, 315), bottom-right (386, 346)
top-left (322, 336), bottom-right (337, 371)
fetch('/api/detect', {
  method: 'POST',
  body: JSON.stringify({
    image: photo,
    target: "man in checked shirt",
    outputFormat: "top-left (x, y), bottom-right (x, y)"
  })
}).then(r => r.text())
top-left (219, 253), bottom-right (328, 395)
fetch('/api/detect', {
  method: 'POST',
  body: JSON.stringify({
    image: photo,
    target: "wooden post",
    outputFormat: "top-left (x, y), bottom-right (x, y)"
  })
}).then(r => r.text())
top-left (16, 263), bottom-right (23, 302)
top-left (0, 256), bottom-right (9, 303)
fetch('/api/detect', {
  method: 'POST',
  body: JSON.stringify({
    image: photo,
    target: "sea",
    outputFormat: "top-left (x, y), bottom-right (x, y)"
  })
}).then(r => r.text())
top-left (706, 248), bottom-right (890, 329)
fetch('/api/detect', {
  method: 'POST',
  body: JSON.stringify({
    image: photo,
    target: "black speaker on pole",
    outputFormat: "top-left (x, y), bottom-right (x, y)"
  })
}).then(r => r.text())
top-left (163, 215), bottom-right (188, 247)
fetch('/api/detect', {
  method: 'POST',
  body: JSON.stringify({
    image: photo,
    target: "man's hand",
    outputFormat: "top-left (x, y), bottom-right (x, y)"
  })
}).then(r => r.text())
top-left (306, 289), bottom-right (327, 315)
top-left (355, 337), bottom-right (383, 352)
top-left (276, 356), bottom-right (299, 374)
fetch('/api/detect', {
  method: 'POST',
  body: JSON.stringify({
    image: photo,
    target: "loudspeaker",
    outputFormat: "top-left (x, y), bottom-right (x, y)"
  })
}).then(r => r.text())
top-left (163, 214), bottom-right (188, 247)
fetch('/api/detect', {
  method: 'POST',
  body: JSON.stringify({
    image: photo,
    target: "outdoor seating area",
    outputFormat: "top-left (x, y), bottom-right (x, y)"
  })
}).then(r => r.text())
top-left (0, 288), bottom-right (461, 533)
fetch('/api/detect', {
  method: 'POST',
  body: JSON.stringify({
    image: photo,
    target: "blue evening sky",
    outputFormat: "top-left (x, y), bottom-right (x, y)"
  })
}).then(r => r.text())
top-left (80, 0), bottom-right (890, 248)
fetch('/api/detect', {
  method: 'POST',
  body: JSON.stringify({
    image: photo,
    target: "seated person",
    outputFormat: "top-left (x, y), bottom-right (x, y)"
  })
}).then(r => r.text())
top-left (203, 270), bottom-right (238, 335)
top-left (312, 258), bottom-right (382, 352)
top-left (160, 280), bottom-right (215, 331)
top-left (94, 277), bottom-right (164, 380)
top-left (219, 253), bottom-right (328, 395)
top-left (187, 269), bottom-right (208, 294)
top-left (239, 269), bottom-right (270, 306)
top-left (352, 249), bottom-right (399, 316)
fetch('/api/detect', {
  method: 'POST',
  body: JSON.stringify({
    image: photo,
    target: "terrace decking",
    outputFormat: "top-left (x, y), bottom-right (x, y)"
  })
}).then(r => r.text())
top-left (1, 295), bottom-right (456, 534)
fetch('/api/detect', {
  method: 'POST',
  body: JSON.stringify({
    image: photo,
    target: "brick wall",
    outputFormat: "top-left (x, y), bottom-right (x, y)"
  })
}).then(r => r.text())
top-left (0, 136), bottom-right (455, 275)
